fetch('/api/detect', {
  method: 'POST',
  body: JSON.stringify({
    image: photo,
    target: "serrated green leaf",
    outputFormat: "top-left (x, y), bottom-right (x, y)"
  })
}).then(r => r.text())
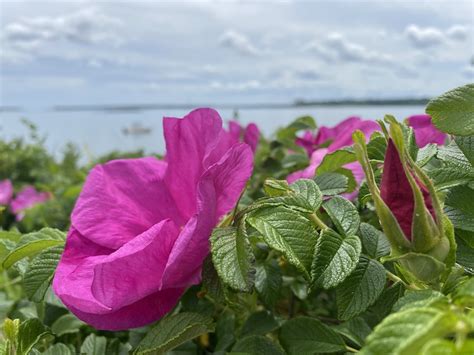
top-left (232, 335), bottom-right (285, 355)
top-left (316, 149), bottom-right (356, 175)
top-left (392, 290), bottom-right (447, 312)
top-left (456, 231), bottom-right (474, 273)
top-left (420, 338), bottom-right (473, 355)
top-left (134, 313), bottom-right (215, 354)
top-left (313, 173), bottom-right (349, 195)
top-left (263, 179), bottom-right (291, 197)
top-left (43, 343), bottom-right (73, 355)
top-left (445, 185), bottom-right (474, 232)
top-left (80, 334), bottom-right (107, 355)
top-left (215, 310), bottom-right (235, 352)
top-left (17, 318), bottom-right (51, 355)
top-left (247, 206), bottom-right (317, 278)
top-left (455, 136), bottom-right (474, 166)
top-left (323, 196), bottom-right (360, 237)
top-left (367, 135), bottom-right (387, 161)
top-left (279, 316), bottom-right (346, 354)
top-left (211, 226), bottom-right (255, 292)
top-left (2, 228), bottom-right (65, 269)
top-left (426, 83), bottom-right (474, 136)
top-left (334, 317), bottom-right (372, 348)
top-left (51, 313), bottom-right (85, 336)
top-left (240, 311), bottom-right (279, 338)
top-left (360, 307), bottom-right (459, 355)
top-left (255, 260), bottom-right (282, 308)
top-left (453, 278), bottom-right (474, 306)
top-left (201, 256), bottom-right (224, 302)
top-left (290, 179), bottom-right (322, 211)
top-left (23, 245), bottom-right (63, 302)
top-left (336, 256), bottom-right (386, 320)
top-left (311, 229), bottom-right (361, 289)
top-left (416, 144), bottom-right (437, 167)
top-left (359, 223), bottom-right (390, 259)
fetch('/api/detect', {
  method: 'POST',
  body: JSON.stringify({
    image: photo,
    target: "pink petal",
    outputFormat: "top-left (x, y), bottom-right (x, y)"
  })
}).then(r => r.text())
top-left (0, 179), bottom-right (13, 205)
top-left (72, 157), bottom-right (182, 250)
top-left (314, 117), bottom-right (362, 146)
top-left (287, 148), bottom-right (328, 183)
top-left (163, 108), bottom-right (233, 219)
top-left (10, 185), bottom-right (50, 216)
top-left (243, 123), bottom-right (260, 152)
top-left (406, 114), bottom-right (446, 148)
top-left (327, 120), bottom-right (379, 152)
top-left (229, 120), bottom-right (243, 140)
top-left (161, 143), bottom-right (253, 288)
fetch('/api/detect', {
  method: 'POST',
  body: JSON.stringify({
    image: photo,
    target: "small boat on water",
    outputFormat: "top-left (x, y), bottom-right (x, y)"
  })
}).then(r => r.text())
top-left (122, 122), bottom-right (152, 136)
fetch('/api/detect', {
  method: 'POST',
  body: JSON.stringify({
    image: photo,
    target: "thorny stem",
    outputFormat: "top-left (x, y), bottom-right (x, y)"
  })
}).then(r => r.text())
top-left (309, 213), bottom-right (328, 230)
top-left (386, 270), bottom-right (420, 291)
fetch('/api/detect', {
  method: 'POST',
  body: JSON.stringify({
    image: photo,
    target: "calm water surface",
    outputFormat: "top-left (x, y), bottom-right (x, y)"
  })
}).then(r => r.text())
top-left (0, 105), bottom-right (425, 162)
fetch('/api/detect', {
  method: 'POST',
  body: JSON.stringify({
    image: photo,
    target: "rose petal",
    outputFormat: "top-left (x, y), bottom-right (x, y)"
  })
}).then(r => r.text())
top-left (0, 179), bottom-right (13, 205)
top-left (407, 114), bottom-right (446, 147)
top-left (243, 123), bottom-right (260, 152)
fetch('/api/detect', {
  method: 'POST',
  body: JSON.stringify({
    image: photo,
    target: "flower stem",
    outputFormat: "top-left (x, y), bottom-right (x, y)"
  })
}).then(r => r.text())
top-left (309, 213), bottom-right (328, 230)
top-left (386, 270), bottom-right (420, 290)
top-left (346, 345), bottom-right (359, 353)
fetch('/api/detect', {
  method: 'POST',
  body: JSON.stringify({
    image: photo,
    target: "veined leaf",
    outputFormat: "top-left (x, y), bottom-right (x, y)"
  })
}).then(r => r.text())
top-left (263, 178), bottom-right (291, 197)
top-left (290, 179), bottom-right (322, 211)
top-left (17, 318), bottom-right (51, 355)
top-left (360, 307), bottom-right (459, 355)
top-left (426, 83), bottom-right (474, 136)
top-left (51, 314), bottom-right (85, 336)
top-left (134, 313), bottom-right (214, 354)
top-left (255, 260), bottom-right (282, 308)
top-left (279, 316), bottom-right (346, 355)
top-left (336, 255), bottom-right (386, 320)
top-left (323, 196), bottom-right (360, 237)
top-left (313, 173), bottom-right (349, 196)
top-left (444, 185), bottom-right (474, 232)
top-left (239, 311), bottom-right (279, 338)
top-left (210, 226), bottom-right (255, 292)
top-left (80, 334), bottom-right (107, 355)
top-left (359, 223), bottom-right (390, 259)
top-left (2, 228), bottom-right (65, 269)
top-left (311, 229), bottom-right (361, 289)
top-left (247, 206), bottom-right (317, 278)
top-left (232, 335), bottom-right (285, 355)
top-left (316, 149), bottom-right (356, 175)
top-left (392, 290), bottom-right (447, 312)
top-left (23, 245), bottom-right (63, 302)
top-left (455, 136), bottom-right (474, 166)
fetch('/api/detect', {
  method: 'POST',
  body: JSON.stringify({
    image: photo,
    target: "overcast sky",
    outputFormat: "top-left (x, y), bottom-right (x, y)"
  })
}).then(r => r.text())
top-left (1, 0), bottom-right (473, 109)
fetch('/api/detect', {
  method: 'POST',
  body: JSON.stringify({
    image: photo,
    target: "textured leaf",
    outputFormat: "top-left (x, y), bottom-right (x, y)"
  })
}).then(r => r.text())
top-left (43, 343), bottom-right (73, 355)
top-left (240, 311), bottom-right (279, 338)
top-left (426, 83), bottom-right (474, 136)
top-left (80, 334), bottom-right (107, 355)
top-left (263, 178), bottom-right (291, 197)
top-left (359, 223), bottom-right (390, 259)
top-left (323, 196), bottom-right (360, 236)
top-left (215, 310), bottom-right (235, 352)
top-left (279, 316), bottom-right (346, 355)
top-left (445, 185), bottom-right (474, 232)
top-left (134, 313), bottom-right (214, 354)
top-left (255, 260), bottom-right (282, 308)
top-left (290, 179), bottom-right (322, 211)
top-left (51, 314), bottom-right (85, 336)
top-left (313, 173), bottom-right (349, 195)
top-left (17, 318), bottom-right (51, 355)
top-left (367, 135), bottom-right (387, 161)
top-left (392, 290), bottom-right (447, 312)
top-left (316, 149), bottom-right (356, 175)
top-left (416, 144), bottom-right (437, 166)
top-left (211, 226), bottom-right (255, 292)
top-left (336, 256), bottom-right (386, 320)
top-left (361, 307), bottom-right (459, 355)
top-left (311, 229), bottom-right (361, 289)
top-left (455, 136), bottom-right (474, 166)
top-left (232, 335), bottom-right (285, 355)
top-left (2, 228), bottom-right (65, 269)
top-left (247, 206), bottom-right (317, 278)
top-left (23, 245), bottom-right (63, 302)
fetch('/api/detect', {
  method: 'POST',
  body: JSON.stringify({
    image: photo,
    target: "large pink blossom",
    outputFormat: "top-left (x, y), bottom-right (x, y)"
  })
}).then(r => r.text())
top-left (53, 109), bottom-right (253, 330)
top-left (228, 120), bottom-right (260, 152)
top-left (289, 117), bottom-right (380, 191)
top-left (406, 114), bottom-right (446, 148)
top-left (10, 186), bottom-right (50, 220)
top-left (0, 179), bottom-right (13, 205)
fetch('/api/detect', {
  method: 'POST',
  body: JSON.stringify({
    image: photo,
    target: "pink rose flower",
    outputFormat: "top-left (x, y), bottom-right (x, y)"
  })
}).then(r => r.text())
top-left (406, 114), bottom-right (447, 148)
top-left (0, 179), bottom-right (13, 205)
top-left (228, 120), bottom-right (260, 153)
top-left (289, 117), bottom-right (380, 197)
top-left (53, 108), bottom-right (254, 330)
top-left (10, 185), bottom-right (50, 220)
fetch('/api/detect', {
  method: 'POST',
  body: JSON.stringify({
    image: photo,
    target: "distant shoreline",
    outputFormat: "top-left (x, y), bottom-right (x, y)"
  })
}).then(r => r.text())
top-left (1, 98), bottom-right (429, 113)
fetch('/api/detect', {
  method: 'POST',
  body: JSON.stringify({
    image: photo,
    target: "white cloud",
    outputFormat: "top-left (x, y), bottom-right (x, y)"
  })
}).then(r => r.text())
top-left (305, 32), bottom-right (393, 65)
top-left (219, 30), bottom-right (259, 56)
top-left (446, 25), bottom-right (469, 41)
top-left (463, 66), bottom-right (474, 78)
top-left (405, 24), bottom-right (469, 48)
top-left (2, 8), bottom-right (122, 54)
